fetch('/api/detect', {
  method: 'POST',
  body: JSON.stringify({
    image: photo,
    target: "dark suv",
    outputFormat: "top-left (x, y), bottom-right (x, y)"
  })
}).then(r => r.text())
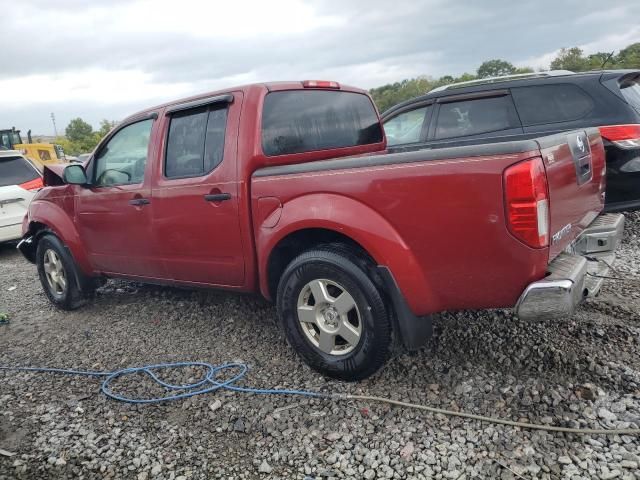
top-left (381, 70), bottom-right (640, 212)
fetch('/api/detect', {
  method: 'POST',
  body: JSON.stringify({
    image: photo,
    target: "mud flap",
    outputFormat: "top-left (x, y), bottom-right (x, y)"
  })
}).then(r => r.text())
top-left (377, 266), bottom-right (432, 351)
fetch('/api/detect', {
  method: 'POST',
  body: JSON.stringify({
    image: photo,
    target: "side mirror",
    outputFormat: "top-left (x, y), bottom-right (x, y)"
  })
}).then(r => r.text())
top-left (63, 164), bottom-right (88, 185)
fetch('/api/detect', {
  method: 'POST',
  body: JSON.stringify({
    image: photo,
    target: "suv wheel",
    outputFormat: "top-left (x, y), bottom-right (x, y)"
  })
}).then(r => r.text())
top-left (36, 234), bottom-right (89, 310)
top-left (277, 247), bottom-right (391, 380)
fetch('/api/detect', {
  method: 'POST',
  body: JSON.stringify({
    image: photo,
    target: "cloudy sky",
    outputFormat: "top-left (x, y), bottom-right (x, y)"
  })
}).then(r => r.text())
top-left (1, 0), bottom-right (639, 135)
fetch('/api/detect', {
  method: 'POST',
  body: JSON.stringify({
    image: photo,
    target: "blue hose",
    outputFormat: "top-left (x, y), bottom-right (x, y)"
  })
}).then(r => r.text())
top-left (0, 362), bottom-right (327, 404)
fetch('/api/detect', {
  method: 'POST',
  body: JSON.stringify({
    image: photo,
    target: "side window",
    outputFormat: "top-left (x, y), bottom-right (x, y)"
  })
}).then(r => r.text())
top-left (434, 95), bottom-right (519, 140)
top-left (94, 119), bottom-right (153, 186)
top-left (165, 105), bottom-right (228, 178)
top-left (384, 105), bottom-right (431, 146)
top-left (511, 84), bottom-right (594, 126)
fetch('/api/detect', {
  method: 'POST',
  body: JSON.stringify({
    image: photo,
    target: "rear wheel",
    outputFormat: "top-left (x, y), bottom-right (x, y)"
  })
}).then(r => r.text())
top-left (36, 234), bottom-right (90, 310)
top-left (277, 247), bottom-right (391, 380)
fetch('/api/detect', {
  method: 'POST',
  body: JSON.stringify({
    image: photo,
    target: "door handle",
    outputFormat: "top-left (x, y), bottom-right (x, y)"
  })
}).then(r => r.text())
top-left (129, 198), bottom-right (150, 206)
top-left (204, 193), bottom-right (231, 202)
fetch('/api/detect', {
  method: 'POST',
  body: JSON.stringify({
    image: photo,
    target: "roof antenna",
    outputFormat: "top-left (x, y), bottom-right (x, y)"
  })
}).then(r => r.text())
top-left (600, 51), bottom-right (615, 69)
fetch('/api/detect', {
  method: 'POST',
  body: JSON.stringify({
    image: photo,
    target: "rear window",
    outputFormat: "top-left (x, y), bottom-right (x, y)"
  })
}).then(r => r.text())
top-left (619, 78), bottom-right (640, 112)
top-left (0, 156), bottom-right (39, 187)
top-left (511, 84), bottom-right (594, 126)
top-left (261, 90), bottom-right (383, 156)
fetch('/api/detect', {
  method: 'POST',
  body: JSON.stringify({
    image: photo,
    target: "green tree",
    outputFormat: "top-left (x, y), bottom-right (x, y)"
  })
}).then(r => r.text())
top-left (550, 47), bottom-right (589, 71)
top-left (616, 42), bottom-right (640, 68)
top-left (586, 52), bottom-right (616, 69)
top-left (60, 117), bottom-right (105, 155)
top-left (97, 119), bottom-right (117, 138)
top-left (65, 118), bottom-right (94, 143)
top-left (476, 59), bottom-right (517, 78)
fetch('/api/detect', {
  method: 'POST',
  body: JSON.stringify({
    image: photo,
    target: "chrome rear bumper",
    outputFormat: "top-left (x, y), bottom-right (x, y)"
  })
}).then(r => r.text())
top-left (515, 213), bottom-right (625, 321)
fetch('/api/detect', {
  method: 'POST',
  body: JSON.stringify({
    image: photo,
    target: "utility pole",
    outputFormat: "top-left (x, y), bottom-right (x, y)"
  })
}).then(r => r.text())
top-left (50, 112), bottom-right (58, 138)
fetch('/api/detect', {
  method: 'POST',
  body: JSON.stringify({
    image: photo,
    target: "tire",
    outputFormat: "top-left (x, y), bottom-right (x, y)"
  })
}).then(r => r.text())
top-left (277, 246), bottom-right (391, 381)
top-left (36, 234), bottom-right (89, 310)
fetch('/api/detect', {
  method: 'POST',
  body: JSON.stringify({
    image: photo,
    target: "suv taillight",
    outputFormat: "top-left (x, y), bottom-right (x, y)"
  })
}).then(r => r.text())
top-left (19, 177), bottom-right (43, 191)
top-left (599, 124), bottom-right (640, 149)
top-left (504, 157), bottom-right (549, 249)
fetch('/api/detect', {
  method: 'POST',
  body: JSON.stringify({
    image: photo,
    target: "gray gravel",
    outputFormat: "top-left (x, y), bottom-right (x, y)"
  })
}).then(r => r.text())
top-left (1, 213), bottom-right (639, 479)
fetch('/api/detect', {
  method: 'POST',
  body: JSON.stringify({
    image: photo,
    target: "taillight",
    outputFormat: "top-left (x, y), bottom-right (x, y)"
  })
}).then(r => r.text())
top-left (302, 80), bottom-right (340, 89)
top-left (599, 124), bottom-right (640, 149)
top-left (504, 157), bottom-right (549, 248)
top-left (19, 177), bottom-right (43, 191)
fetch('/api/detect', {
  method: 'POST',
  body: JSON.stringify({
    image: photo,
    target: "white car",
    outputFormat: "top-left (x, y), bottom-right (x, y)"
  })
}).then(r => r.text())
top-left (0, 150), bottom-right (43, 243)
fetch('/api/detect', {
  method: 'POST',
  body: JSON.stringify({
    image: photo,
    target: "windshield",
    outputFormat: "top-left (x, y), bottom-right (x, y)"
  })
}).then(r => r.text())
top-left (620, 78), bottom-right (640, 113)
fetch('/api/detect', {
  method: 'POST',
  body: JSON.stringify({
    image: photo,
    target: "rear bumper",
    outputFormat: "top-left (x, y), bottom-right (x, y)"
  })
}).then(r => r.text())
top-left (515, 213), bottom-right (625, 321)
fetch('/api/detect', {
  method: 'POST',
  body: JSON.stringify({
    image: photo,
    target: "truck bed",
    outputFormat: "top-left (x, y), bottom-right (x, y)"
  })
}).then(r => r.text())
top-left (251, 129), bottom-right (606, 316)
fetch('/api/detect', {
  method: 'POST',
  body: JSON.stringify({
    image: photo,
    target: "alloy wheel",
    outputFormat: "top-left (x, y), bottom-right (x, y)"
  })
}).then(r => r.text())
top-left (296, 279), bottom-right (362, 355)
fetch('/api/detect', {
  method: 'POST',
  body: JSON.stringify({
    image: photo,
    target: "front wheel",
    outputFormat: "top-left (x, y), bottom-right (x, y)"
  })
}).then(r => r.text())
top-left (277, 247), bottom-right (391, 381)
top-left (36, 234), bottom-right (89, 310)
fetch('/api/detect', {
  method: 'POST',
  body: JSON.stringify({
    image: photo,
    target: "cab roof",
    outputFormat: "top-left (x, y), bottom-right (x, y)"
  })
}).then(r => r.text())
top-left (124, 81), bottom-right (367, 123)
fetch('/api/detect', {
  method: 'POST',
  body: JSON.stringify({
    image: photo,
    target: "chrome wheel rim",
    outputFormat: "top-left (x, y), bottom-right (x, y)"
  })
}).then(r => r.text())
top-left (43, 249), bottom-right (67, 295)
top-left (296, 279), bottom-right (362, 355)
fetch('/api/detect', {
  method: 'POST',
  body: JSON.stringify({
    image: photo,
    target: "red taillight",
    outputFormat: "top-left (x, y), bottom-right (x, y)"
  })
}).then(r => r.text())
top-left (599, 124), bottom-right (640, 149)
top-left (504, 157), bottom-right (549, 249)
top-left (19, 177), bottom-right (43, 191)
top-left (302, 80), bottom-right (340, 89)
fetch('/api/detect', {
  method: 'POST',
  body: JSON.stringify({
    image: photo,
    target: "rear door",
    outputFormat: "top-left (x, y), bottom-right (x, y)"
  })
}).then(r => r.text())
top-left (151, 93), bottom-right (245, 287)
top-left (0, 156), bottom-right (40, 233)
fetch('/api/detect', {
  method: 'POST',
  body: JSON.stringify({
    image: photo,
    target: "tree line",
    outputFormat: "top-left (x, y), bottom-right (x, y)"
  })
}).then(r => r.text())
top-left (369, 42), bottom-right (640, 113)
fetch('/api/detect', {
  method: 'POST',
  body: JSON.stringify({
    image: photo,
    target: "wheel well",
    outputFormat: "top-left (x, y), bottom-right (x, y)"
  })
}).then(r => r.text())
top-left (266, 228), bottom-right (376, 300)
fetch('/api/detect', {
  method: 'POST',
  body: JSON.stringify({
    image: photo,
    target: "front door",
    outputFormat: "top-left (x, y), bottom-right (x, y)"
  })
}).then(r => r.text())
top-left (151, 94), bottom-right (245, 287)
top-left (76, 117), bottom-right (165, 278)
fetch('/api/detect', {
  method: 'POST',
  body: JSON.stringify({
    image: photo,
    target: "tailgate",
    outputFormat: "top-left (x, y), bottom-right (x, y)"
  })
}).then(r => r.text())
top-left (537, 128), bottom-right (606, 260)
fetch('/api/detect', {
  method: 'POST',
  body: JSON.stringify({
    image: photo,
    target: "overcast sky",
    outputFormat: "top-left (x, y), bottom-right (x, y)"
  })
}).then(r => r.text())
top-left (1, 0), bottom-right (639, 135)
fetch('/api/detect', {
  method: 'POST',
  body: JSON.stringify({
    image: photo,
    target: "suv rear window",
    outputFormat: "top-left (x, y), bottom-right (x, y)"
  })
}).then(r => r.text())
top-left (619, 78), bottom-right (640, 112)
top-left (0, 156), bottom-right (39, 187)
top-left (511, 84), bottom-right (594, 126)
top-left (261, 90), bottom-right (383, 156)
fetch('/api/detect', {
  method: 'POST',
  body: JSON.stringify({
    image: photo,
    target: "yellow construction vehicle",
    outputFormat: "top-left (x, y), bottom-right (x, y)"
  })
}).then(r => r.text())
top-left (0, 127), bottom-right (66, 171)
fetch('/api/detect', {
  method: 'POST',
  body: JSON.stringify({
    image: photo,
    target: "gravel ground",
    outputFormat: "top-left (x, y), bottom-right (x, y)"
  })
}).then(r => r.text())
top-left (1, 213), bottom-right (639, 480)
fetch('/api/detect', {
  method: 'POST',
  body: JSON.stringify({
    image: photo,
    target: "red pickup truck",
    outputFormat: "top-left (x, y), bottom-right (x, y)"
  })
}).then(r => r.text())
top-left (18, 81), bottom-right (624, 380)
